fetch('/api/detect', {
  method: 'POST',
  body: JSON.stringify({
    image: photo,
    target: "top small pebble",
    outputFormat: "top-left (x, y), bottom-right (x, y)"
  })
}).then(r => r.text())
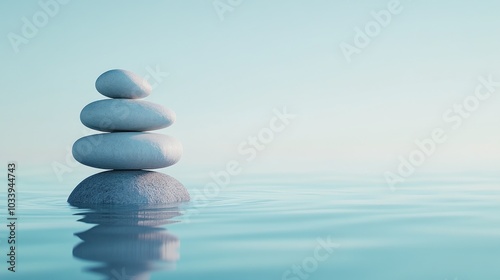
top-left (95, 69), bottom-right (152, 99)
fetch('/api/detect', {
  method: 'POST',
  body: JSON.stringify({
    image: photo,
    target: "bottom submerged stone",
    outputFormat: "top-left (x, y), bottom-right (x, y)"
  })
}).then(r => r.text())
top-left (68, 170), bottom-right (190, 206)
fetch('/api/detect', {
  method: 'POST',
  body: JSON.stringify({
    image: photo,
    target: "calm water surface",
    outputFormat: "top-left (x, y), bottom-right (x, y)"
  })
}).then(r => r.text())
top-left (2, 177), bottom-right (500, 279)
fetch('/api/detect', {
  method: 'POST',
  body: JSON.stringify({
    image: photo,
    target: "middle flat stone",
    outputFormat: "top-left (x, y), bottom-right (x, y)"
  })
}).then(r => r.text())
top-left (80, 99), bottom-right (176, 132)
top-left (72, 132), bottom-right (182, 170)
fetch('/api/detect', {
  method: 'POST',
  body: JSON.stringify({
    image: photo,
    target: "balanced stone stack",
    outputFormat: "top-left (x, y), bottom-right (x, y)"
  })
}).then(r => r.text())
top-left (68, 69), bottom-right (190, 205)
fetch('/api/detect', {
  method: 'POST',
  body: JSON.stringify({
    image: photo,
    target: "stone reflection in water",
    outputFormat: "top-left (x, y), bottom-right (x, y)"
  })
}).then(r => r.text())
top-left (72, 204), bottom-right (183, 280)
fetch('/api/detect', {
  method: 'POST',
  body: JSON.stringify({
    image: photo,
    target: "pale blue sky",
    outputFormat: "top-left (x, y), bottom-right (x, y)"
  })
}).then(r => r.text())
top-left (2, 0), bottom-right (500, 187)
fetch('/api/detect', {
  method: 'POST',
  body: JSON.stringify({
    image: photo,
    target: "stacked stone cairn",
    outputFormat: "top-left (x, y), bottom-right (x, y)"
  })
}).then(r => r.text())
top-left (68, 69), bottom-right (190, 205)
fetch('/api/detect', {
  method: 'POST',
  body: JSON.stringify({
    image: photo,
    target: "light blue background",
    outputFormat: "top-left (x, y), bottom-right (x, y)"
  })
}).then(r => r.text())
top-left (1, 0), bottom-right (500, 190)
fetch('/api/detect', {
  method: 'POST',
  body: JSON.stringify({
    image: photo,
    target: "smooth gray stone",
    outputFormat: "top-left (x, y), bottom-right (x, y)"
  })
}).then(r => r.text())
top-left (68, 170), bottom-right (190, 205)
top-left (95, 69), bottom-right (152, 99)
top-left (80, 99), bottom-right (175, 132)
top-left (72, 132), bottom-right (182, 170)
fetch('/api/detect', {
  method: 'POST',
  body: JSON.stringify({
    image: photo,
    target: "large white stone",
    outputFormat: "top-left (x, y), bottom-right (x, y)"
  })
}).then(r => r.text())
top-left (72, 132), bottom-right (182, 169)
top-left (95, 69), bottom-right (152, 99)
top-left (80, 99), bottom-right (175, 132)
top-left (67, 170), bottom-right (190, 205)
